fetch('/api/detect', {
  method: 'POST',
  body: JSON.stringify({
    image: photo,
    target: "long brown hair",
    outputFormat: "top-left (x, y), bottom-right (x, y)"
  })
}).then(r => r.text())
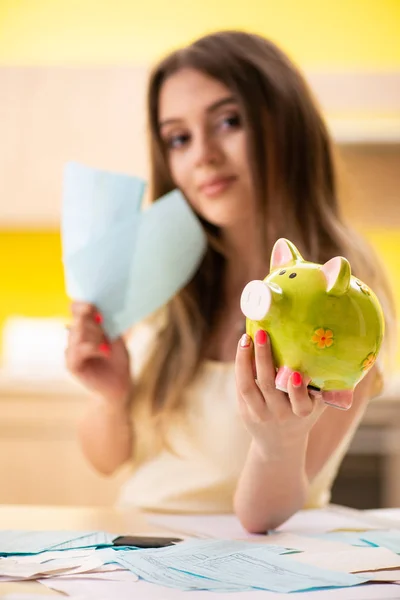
top-left (135, 31), bottom-right (396, 436)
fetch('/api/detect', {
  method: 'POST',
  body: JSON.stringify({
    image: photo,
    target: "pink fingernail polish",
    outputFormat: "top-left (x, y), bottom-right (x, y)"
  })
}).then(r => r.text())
top-left (292, 371), bottom-right (302, 387)
top-left (255, 330), bottom-right (267, 346)
top-left (94, 312), bottom-right (103, 324)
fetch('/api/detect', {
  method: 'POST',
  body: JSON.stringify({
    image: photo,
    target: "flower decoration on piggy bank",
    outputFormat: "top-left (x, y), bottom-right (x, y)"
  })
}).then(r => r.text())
top-left (240, 238), bottom-right (384, 409)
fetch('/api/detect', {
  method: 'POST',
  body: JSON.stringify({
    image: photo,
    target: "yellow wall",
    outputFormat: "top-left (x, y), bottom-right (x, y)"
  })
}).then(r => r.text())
top-left (0, 0), bottom-right (399, 67)
top-left (0, 232), bottom-right (69, 356)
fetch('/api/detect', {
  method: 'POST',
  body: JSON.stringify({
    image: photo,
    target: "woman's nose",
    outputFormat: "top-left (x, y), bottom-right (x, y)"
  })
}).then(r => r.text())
top-left (193, 131), bottom-right (223, 167)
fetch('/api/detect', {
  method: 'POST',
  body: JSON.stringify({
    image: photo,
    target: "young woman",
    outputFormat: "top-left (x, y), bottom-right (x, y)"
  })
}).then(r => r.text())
top-left (66, 30), bottom-right (395, 533)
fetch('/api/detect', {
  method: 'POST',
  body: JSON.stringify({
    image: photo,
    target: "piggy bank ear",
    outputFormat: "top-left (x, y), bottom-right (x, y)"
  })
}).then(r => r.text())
top-left (321, 256), bottom-right (351, 296)
top-left (270, 238), bottom-right (304, 272)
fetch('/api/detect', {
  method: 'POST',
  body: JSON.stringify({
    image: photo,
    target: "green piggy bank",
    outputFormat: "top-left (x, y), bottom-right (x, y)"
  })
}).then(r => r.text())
top-left (240, 238), bottom-right (384, 409)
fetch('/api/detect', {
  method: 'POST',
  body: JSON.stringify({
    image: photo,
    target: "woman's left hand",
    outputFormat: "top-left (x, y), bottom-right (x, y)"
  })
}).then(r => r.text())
top-left (235, 330), bottom-right (327, 460)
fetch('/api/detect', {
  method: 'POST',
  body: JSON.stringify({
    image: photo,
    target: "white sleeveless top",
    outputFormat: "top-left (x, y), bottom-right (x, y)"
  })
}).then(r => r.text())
top-left (117, 315), bottom-right (376, 514)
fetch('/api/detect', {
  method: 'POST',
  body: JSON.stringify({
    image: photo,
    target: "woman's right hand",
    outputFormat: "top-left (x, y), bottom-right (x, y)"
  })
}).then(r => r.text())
top-left (65, 302), bottom-right (132, 406)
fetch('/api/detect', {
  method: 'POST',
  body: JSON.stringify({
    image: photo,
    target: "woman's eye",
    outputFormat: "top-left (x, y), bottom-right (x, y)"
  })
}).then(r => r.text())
top-left (165, 133), bottom-right (190, 149)
top-left (219, 114), bottom-right (241, 130)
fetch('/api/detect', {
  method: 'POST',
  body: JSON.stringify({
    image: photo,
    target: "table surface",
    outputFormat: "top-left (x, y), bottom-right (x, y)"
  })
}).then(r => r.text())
top-left (0, 504), bottom-right (175, 596)
top-left (1, 505), bottom-right (400, 598)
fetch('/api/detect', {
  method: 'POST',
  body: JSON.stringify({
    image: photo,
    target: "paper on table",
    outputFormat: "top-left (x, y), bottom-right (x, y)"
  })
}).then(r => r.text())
top-left (3, 596), bottom-right (81, 600)
top-left (305, 531), bottom-right (375, 547)
top-left (365, 508), bottom-right (400, 523)
top-left (166, 544), bottom-right (366, 593)
top-left (39, 577), bottom-right (400, 600)
top-left (0, 530), bottom-right (115, 555)
top-left (58, 567), bottom-right (138, 582)
top-left (361, 530), bottom-right (400, 554)
top-left (0, 531), bottom-right (98, 555)
top-left (111, 539), bottom-right (365, 593)
top-left (359, 569), bottom-right (400, 582)
top-left (147, 508), bottom-right (378, 540)
top-left (0, 550), bottom-right (108, 581)
top-left (49, 531), bottom-right (115, 551)
top-left (291, 546), bottom-right (400, 573)
top-left (146, 513), bottom-right (265, 539)
top-left (262, 532), bottom-right (351, 553)
top-left (276, 507), bottom-right (380, 534)
top-left (112, 541), bottom-right (252, 592)
top-left (62, 162), bottom-right (207, 339)
top-left (7, 549), bottom-right (95, 563)
top-left (329, 504), bottom-right (400, 530)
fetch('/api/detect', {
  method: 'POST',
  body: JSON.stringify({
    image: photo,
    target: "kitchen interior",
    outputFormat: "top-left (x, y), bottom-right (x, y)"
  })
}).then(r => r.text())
top-left (0, 8), bottom-right (399, 511)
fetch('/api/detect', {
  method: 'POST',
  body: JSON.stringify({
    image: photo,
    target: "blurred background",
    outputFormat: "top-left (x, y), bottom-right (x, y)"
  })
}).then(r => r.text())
top-left (0, 0), bottom-right (399, 509)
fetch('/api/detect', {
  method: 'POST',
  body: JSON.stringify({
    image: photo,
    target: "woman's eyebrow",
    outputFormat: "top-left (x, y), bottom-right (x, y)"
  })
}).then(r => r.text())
top-left (159, 96), bottom-right (237, 130)
top-left (206, 96), bottom-right (237, 114)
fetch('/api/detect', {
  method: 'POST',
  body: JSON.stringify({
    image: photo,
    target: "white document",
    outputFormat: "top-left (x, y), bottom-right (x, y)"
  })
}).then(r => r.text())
top-left (111, 540), bottom-right (365, 593)
top-left (3, 596), bottom-right (86, 600)
top-left (0, 530), bottom-right (114, 554)
top-left (292, 546), bottom-right (400, 573)
top-left (147, 508), bottom-right (379, 540)
top-left (40, 577), bottom-right (400, 600)
top-left (261, 532), bottom-right (351, 553)
top-left (360, 569), bottom-right (400, 582)
top-left (361, 530), bottom-right (400, 554)
top-left (146, 513), bottom-right (262, 539)
top-left (58, 568), bottom-right (138, 582)
top-left (0, 548), bottom-right (110, 581)
top-left (364, 508), bottom-right (400, 526)
top-left (277, 507), bottom-right (383, 534)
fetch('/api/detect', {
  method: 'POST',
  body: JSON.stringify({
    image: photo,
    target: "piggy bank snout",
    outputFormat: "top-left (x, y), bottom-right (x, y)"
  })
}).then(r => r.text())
top-left (240, 280), bottom-right (272, 321)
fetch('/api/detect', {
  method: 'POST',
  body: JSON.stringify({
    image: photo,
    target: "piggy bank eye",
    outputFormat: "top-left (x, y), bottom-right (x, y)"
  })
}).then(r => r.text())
top-left (279, 270), bottom-right (286, 275)
top-left (289, 272), bottom-right (297, 279)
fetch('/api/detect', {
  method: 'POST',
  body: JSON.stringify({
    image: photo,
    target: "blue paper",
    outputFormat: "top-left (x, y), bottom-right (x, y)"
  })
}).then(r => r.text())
top-left (0, 531), bottom-right (115, 555)
top-left (62, 161), bottom-right (144, 256)
top-left (306, 532), bottom-right (376, 547)
top-left (110, 539), bottom-right (366, 593)
top-left (62, 162), bottom-right (207, 339)
top-left (360, 530), bottom-right (400, 554)
top-left (110, 540), bottom-right (260, 591)
top-left (49, 531), bottom-right (115, 551)
top-left (173, 545), bottom-right (366, 592)
top-left (63, 215), bottom-right (139, 315)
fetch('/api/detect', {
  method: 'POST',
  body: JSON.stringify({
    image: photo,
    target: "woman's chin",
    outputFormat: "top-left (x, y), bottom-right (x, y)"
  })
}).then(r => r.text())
top-left (200, 213), bottom-right (241, 229)
top-left (195, 205), bottom-right (245, 229)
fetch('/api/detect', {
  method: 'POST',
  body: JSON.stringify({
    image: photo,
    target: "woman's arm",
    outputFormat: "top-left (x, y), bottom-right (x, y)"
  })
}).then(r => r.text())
top-left (234, 436), bottom-right (309, 533)
top-left (78, 384), bottom-right (134, 476)
top-left (66, 303), bottom-right (135, 475)
top-left (234, 330), bottom-right (377, 533)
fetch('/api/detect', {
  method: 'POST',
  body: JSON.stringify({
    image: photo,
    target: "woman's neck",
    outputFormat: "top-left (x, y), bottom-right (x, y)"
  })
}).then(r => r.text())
top-left (221, 223), bottom-right (268, 301)
top-left (202, 224), bottom-right (268, 364)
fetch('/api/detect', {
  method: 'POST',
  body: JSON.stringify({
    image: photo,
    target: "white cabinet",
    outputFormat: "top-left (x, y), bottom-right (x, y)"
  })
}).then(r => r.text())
top-left (0, 377), bottom-right (129, 505)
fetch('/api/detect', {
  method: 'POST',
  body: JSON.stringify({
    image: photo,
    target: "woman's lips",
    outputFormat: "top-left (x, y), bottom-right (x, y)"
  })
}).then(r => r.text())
top-left (199, 175), bottom-right (237, 197)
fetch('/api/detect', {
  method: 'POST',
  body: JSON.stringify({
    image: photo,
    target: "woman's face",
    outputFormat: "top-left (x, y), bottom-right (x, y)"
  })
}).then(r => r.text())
top-left (158, 68), bottom-right (257, 229)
